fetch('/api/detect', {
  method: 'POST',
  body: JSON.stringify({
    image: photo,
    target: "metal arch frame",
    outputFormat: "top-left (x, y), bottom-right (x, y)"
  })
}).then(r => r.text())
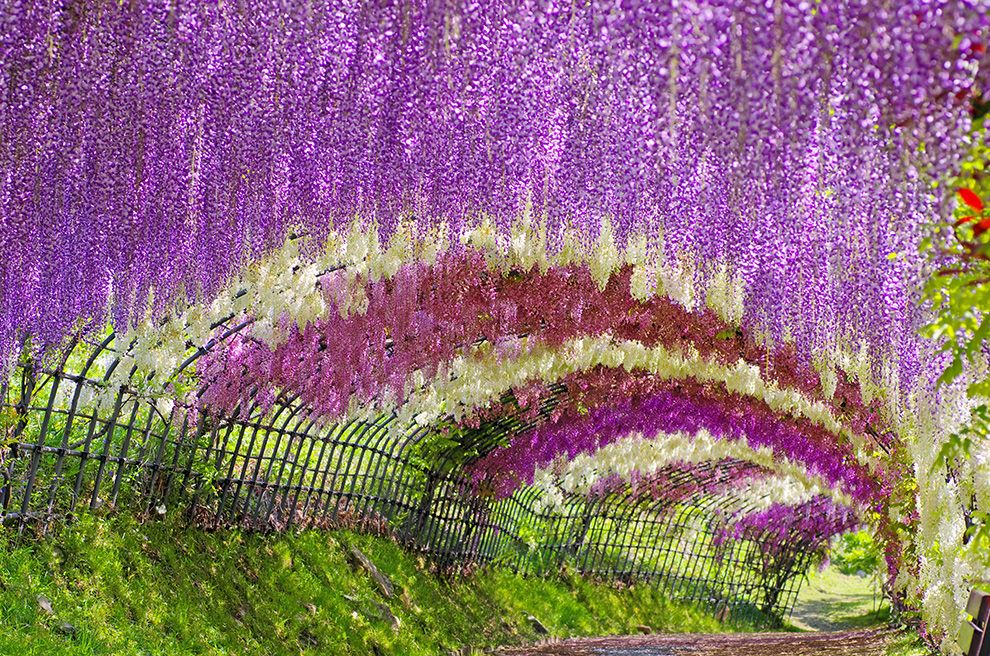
top-left (397, 382), bottom-right (853, 603)
top-left (493, 459), bottom-right (847, 622)
top-left (592, 460), bottom-right (768, 583)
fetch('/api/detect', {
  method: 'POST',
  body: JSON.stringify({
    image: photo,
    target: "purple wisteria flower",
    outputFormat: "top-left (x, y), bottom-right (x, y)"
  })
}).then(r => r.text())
top-left (0, 1), bottom-right (985, 396)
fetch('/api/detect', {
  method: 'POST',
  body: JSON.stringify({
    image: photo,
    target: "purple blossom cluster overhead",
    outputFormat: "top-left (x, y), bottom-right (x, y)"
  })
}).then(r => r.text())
top-left (1, 1), bottom-right (986, 380)
top-left (716, 496), bottom-right (860, 554)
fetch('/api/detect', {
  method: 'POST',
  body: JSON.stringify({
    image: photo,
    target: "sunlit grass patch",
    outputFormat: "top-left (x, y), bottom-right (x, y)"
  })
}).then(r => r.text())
top-left (0, 515), bottom-right (753, 655)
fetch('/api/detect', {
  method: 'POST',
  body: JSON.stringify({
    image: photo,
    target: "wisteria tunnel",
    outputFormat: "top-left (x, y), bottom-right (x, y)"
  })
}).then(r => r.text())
top-left (2, 1), bottom-right (990, 654)
top-left (2, 262), bottom-right (879, 626)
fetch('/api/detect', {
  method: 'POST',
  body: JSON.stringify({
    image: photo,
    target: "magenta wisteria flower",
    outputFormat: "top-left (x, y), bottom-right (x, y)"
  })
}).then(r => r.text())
top-left (467, 375), bottom-right (880, 504)
top-left (715, 496), bottom-right (861, 555)
top-left (199, 256), bottom-right (892, 444)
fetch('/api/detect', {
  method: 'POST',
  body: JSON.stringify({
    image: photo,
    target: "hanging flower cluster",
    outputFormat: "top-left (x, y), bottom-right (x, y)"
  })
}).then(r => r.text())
top-left (467, 375), bottom-right (879, 504)
top-left (716, 496), bottom-right (861, 554)
top-left (2, 1), bottom-right (984, 399)
top-left (528, 430), bottom-right (838, 511)
top-left (528, 443), bottom-right (858, 562)
top-left (194, 277), bottom-right (885, 506)
top-left (198, 254), bottom-right (891, 439)
top-left (2, 3), bottom-right (988, 650)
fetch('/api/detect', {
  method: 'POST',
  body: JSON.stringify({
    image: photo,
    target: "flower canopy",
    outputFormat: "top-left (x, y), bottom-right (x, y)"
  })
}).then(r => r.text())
top-left (2, 1), bottom-right (984, 386)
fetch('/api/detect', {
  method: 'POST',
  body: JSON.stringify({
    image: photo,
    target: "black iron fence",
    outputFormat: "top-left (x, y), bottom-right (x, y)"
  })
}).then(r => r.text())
top-left (0, 333), bottom-right (819, 625)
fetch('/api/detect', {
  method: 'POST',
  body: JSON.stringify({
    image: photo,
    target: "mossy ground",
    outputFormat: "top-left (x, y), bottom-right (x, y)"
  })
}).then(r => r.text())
top-left (0, 514), bottom-right (749, 655)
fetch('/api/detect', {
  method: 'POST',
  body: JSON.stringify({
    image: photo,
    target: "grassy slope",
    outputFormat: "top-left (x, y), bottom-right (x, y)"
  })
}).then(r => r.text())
top-left (0, 514), bottom-right (747, 655)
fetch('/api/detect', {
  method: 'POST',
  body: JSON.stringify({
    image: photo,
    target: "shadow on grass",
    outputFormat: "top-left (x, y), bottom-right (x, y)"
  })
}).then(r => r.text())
top-left (786, 566), bottom-right (890, 633)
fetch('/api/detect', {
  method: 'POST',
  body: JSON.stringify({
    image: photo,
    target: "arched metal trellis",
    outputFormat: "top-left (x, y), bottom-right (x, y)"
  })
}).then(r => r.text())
top-left (0, 324), bottom-right (844, 626)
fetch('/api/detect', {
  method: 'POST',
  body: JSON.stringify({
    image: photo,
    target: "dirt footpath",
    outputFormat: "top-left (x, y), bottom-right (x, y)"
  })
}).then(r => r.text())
top-left (497, 628), bottom-right (895, 655)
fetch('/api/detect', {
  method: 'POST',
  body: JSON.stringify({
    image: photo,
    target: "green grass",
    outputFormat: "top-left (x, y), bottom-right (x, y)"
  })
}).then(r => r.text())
top-left (884, 630), bottom-right (934, 656)
top-left (788, 565), bottom-right (890, 632)
top-left (0, 514), bottom-right (752, 655)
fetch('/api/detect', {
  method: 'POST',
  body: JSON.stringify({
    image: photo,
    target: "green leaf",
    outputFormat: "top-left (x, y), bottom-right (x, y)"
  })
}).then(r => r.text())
top-left (938, 355), bottom-right (964, 386)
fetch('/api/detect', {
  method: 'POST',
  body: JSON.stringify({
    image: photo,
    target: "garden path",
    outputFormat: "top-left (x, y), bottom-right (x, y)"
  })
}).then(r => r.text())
top-left (788, 566), bottom-right (886, 632)
top-left (497, 628), bottom-right (894, 655)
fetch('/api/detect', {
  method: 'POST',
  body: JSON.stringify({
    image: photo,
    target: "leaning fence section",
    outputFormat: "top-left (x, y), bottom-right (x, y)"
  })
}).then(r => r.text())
top-left (1, 337), bottom-right (818, 625)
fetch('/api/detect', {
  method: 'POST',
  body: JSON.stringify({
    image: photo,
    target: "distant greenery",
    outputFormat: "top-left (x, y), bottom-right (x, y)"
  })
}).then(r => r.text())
top-left (830, 530), bottom-right (888, 622)
top-left (0, 514), bottom-right (753, 655)
top-left (789, 564), bottom-right (889, 631)
top-left (832, 530), bottom-right (883, 578)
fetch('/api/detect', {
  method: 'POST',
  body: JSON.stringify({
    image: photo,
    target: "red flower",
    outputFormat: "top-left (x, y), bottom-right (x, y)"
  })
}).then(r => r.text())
top-left (973, 218), bottom-right (990, 237)
top-left (959, 188), bottom-right (984, 212)
top-left (954, 215), bottom-right (978, 228)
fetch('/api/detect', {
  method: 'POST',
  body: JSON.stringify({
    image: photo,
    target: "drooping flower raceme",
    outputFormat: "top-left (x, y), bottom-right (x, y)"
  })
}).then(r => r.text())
top-left (529, 430), bottom-right (838, 509)
top-left (198, 255), bottom-right (892, 441)
top-left (716, 496), bottom-right (861, 555)
top-left (2, 1), bottom-right (984, 401)
top-left (2, 3), bottom-right (988, 651)
top-left (468, 377), bottom-right (879, 504)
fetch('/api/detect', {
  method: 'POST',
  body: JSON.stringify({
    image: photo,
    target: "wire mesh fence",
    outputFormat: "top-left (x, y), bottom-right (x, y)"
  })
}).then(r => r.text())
top-left (0, 333), bottom-right (822, 626)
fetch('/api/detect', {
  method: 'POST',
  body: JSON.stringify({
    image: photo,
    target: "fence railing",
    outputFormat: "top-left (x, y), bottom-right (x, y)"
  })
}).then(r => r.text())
top-left (0, 335), bottom-right (818, 626)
